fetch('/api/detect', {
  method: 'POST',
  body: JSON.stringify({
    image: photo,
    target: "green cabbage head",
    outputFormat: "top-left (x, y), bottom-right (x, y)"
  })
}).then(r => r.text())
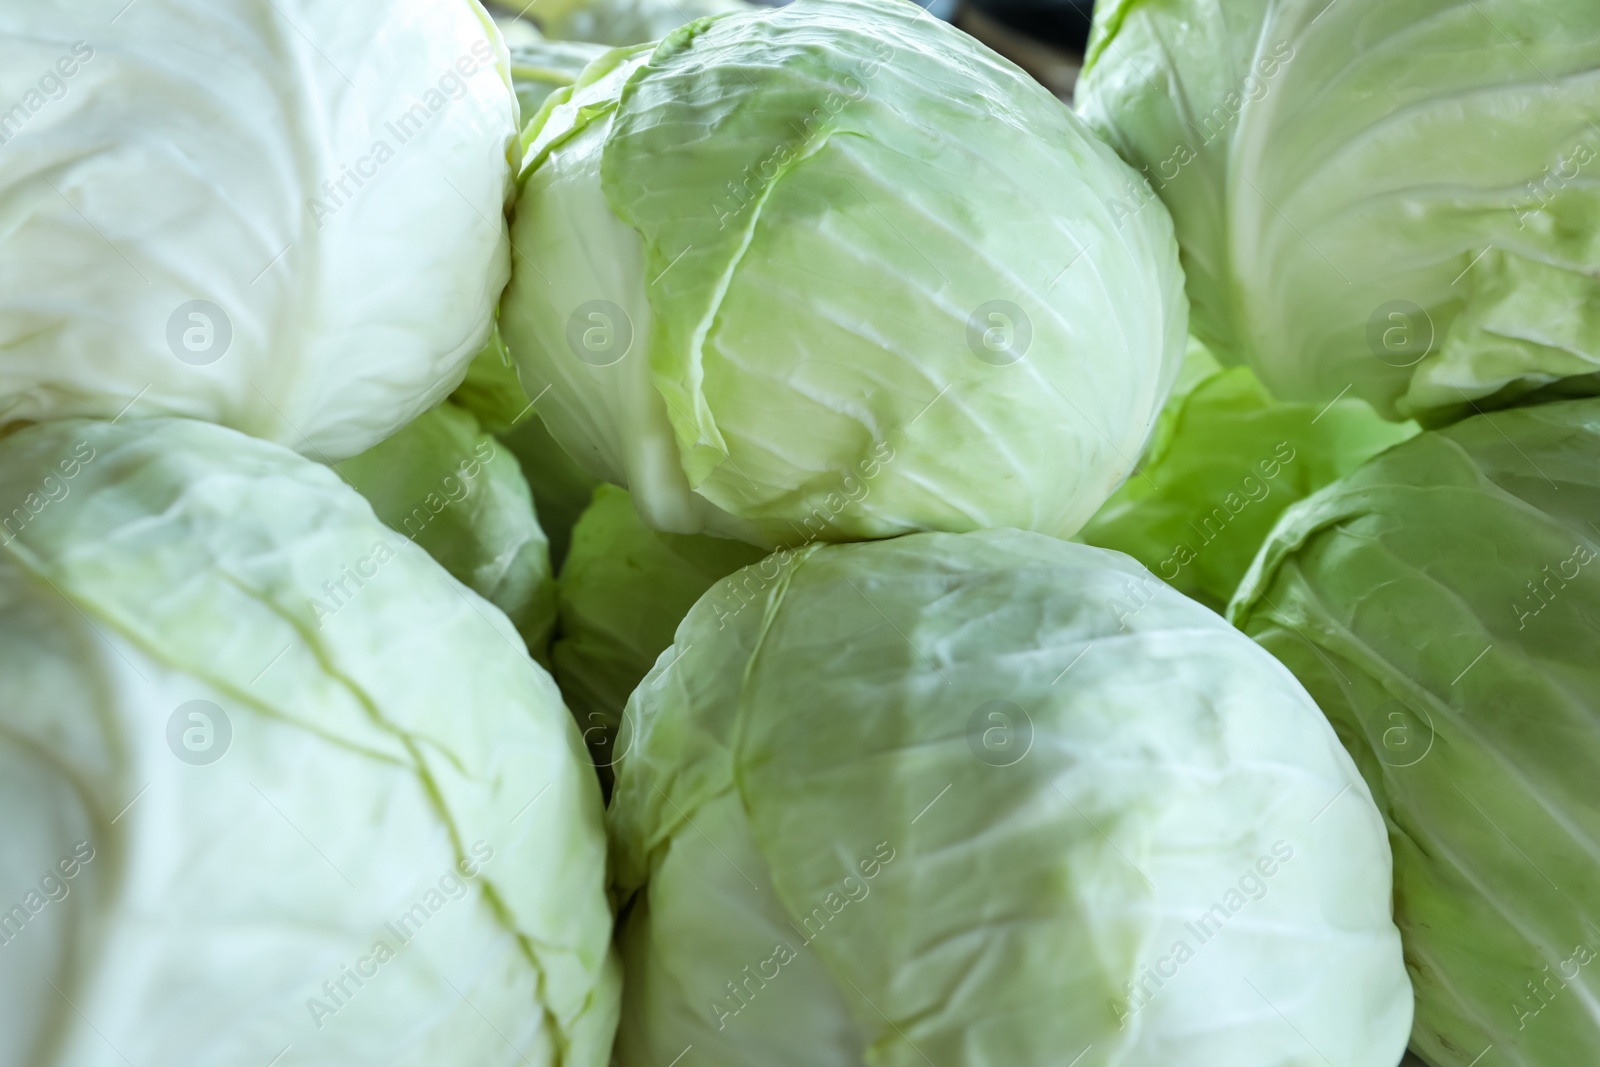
top-left (0, 418), bottom-right (618, 1067)
top-left (1230, 398), bottom-right (1600, 1067)
top-left (1077, 0), bottom-right (1600, 424)
top-left (609, 528), bottom-right (1411, 1066)
top-left (500, 0), bottom-right (1187, 547)
top-left (1080, 339), bottom-right (1417, 611)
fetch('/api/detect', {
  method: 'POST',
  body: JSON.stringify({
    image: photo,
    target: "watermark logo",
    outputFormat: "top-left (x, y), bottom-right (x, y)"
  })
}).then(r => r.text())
top-left (1375, 698), bottom-right (1434, 769)
top-left (0, 439), bottom-right (96, 546)
top-left (565, 300), bottom-right (633, 367)
top-left (711, 41), bottom-right (895, 232)
top-left (308, 541), bottom-right (397, 630)
top-left (0, 841), bottom-right (96, 949)
top-left (166, 300), bottom-right (232, 366)
top-left (709, 440), bottom-right (896, 630)
top-left (966, 300), bottom-right (1031, 366)
top-left (166, 699), bottom-right (232, 766)
top-left (316, 440), bottom-right (499, 630)
top-left (307, 40), bottom-right (497, 229)
top-left (966, 700), bottom-right (1034, 767)
top-left (706, 840), bottom-right (896, 1031)
top-left (1365, 300), bottom-right (1433, 368)
top-left (1147, 441), bottom-right (1298, 585)
top-left (307, 840), bottom-right (495, 1030)
top-left (580, 706), bottom-right (635, 771)
top-left (1514, 942), bottom-right (1595, 1032)
top-left (1516, 135), bottom-right (1598, 230)
top-left (1112, 840), bottom-right (1295, 1028)
top-left (1103, 40), bottom-right (1295, 229)
top-left (1513, 541), bottom-right (1595, 631)
top-left (0, 41), bottom-right (94, 147)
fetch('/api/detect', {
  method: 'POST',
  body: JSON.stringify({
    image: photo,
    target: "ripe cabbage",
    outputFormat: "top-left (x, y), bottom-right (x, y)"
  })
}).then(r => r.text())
top-left (0, 0), bottom-right (519, 460)
top-left (553, 484), bottom-right (762, 772)
top-left (1230, 398), bottom-right (1600, 1067)
top-left (1080, 339), bottom-right (1417, 611)
top-left (338, 401), bottom-right (558, 663)
top-left (0, 418), bottom-right (618, 1066)
top-left (1076, 0), bottom-right (1600, 423)
top-left (609, 528), bottom-right (1411, 1066)
top-left (500, 0), bottom-right (1187, 546)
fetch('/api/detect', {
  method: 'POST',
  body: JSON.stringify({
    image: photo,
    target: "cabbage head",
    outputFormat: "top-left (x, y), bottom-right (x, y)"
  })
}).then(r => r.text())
top-left (1230, 398), bottom-right (1600, 1067)
top-left (0, 0), bottom-right (519, 460)
top-left (338, 401), bottom-right (558, 664)
top-left (1077, 0), bottom-right (1600, 424)
top-left (553, 484), bottom-right (763, 772)
top-left (500, 0), bottom-right (1187, 547)
top-left (609, 528), bottom-right (1411, 1067)
top-left (1080, 339), bottom-right (1417, 611)
top-left (0, 418), bottom-right (618, 1067)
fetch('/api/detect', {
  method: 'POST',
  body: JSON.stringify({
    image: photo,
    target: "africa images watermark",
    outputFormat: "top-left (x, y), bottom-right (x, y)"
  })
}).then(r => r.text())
top-left (393, 438), bottom-right (498, 542)
top-left (705, 840), bottom-right (897, 1030)
top-left (1106, 440), bottom-right (1299, 629)
top-left (1111, 839), bottom-right (1296, 1028)
top-left (305, 839), bottom-right (495, 1030)
top-left (0, 841), bottom-right (97, 950)
top-left (1513, 540), bottom-right (1595, 631)
top-left (1516, 131), bottom-right (1600, 231)
top-left (0, 440), bottom-right (97, 546)
top-left (306, 38), bottom-right (497, 228)
top-left (0, 41), bottom-right (95, 147)
top-left (1512, 940), bottom-right (1596, 1032)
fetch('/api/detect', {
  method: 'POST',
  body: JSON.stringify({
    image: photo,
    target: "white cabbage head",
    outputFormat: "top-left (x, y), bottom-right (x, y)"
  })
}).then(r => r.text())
top-left (0, 418), bottom-right (618, 1067)
top-left (0, 0), bottom-right (519, 460)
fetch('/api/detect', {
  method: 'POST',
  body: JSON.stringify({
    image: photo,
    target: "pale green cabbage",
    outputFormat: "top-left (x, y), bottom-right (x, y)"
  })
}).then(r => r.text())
top-left (501, 0), bottom-right (1187, 547)
top-left (0, 418), bottom-right (618, 1067)
top-left (1230, 398), bottom-right (1600, 1067)
top-left (1077, 0), bottom-right (1600, 424)
top-left (1080, 339), bottom-right (1417, 611)
top-left (0, 0), bottom-right (520, 460)
top-left (610, 528), bottom-right (1411, 1066)
top-left (552, 484), bottom-right (763, 773)
top-left (338, 401), bottom-right (558, 664)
